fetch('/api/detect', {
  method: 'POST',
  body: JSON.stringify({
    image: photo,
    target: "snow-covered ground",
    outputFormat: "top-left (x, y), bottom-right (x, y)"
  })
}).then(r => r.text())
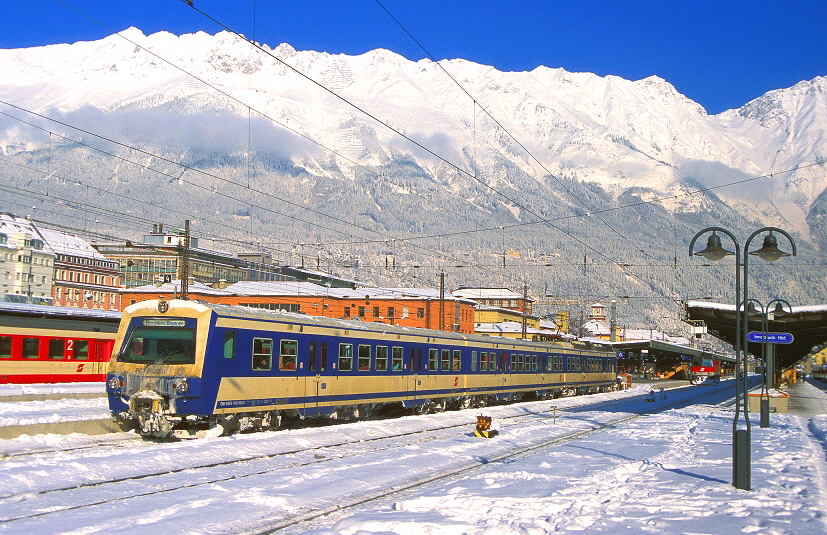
top-left (0, 382), bottom-right (105, 397)
top-left (1, 379), bottom-right (825, 535)
top-left (0, 383), bottom-right (108, 427)
top-left (0, 396), bottom-right (110, 427)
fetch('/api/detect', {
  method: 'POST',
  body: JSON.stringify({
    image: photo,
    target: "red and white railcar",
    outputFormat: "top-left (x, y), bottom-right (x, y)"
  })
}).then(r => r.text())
top-left (0, 302), bottom-right (120, 384)
top-left (689, 354), bottom-right (721, 384)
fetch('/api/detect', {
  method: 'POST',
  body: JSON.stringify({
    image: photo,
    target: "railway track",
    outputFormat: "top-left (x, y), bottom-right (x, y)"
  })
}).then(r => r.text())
top-left (247, 382), bottom-right (739, 534)
top-left (0, 381), bottom-right (735, 533)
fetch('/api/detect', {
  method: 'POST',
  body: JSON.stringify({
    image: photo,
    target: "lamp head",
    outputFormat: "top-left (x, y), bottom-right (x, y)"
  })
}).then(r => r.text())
top-left (694, 232), bottom-right (734, 261)
top-left (771, 301), bottom-right (790, 317)
top-left (750, 232), bottom-right (791, 262)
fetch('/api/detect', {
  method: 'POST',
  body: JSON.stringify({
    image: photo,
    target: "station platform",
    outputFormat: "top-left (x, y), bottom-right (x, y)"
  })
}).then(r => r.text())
top-left (783, 378), bottom-right (827, 417)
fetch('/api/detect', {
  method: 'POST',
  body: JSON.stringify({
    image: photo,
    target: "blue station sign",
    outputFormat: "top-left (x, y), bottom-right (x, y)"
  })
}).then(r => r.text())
top-left (747, 331), bottom-right (794, 344)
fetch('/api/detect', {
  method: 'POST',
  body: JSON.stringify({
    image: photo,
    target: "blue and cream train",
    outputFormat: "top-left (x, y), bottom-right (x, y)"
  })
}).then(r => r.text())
top-left (107, 300), bottom-right (617, 438)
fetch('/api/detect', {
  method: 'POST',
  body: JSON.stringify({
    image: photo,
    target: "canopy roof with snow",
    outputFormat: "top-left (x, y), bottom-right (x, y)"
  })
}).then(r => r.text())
top-left (683, 300), bottom-right (827, 369)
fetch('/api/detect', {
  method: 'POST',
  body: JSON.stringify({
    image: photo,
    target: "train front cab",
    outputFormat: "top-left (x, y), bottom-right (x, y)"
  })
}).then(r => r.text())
top-left (106, 300), bottom-right (213, 437)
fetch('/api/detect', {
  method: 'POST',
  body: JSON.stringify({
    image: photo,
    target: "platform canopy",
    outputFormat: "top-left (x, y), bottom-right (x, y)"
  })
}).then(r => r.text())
top-left (683, 301), bottom-right (827, 370)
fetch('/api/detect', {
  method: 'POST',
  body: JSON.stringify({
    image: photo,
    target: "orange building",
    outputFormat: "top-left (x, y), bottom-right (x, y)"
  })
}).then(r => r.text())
top-left (120, 280), bottom-right (477, 334)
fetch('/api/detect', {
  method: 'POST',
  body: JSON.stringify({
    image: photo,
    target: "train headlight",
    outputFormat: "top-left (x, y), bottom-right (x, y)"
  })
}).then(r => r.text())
top-left (173, 379), bottom-right (189, 393)
top-left (107, 377), bottom-right (123, 390)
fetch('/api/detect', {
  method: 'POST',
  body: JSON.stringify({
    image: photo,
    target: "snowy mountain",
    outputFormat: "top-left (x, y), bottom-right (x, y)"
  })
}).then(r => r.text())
top-left (1, 28), bottom-right (826, 327)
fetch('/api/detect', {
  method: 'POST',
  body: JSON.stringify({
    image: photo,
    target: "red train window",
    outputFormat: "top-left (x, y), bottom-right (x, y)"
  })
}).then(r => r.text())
top-left (74, 340), bottom-right (89, 360)
top-left (48, 339), bottom-right (64, 359)
top-left (22, 338), bottom-right (40, 359)
top-left (0, 336), bottom-right (11, 358)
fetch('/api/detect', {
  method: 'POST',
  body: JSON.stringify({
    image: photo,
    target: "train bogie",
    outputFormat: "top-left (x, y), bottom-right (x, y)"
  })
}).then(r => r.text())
top-left (106, 300), bottom-right (617, 438)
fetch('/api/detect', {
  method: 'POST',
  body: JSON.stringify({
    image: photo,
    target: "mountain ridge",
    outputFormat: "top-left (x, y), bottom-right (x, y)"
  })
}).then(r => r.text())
top-left (1, 28), bottom-right (825, 331)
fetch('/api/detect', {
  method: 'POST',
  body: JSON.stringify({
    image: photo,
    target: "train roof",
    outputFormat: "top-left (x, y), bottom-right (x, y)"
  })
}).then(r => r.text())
top-left (0, 301), bottom-right (121, 321)
top-left (127, 300), bottom-right (612, 354)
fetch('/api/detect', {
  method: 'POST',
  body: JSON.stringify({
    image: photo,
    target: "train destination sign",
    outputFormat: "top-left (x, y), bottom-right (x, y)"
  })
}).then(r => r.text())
top-left (747, 331), bottom-right (794, 344)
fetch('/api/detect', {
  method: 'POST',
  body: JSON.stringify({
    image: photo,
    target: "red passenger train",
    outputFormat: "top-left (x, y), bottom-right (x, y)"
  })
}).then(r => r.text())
top-left (0, 301), bottom-right (120, 384)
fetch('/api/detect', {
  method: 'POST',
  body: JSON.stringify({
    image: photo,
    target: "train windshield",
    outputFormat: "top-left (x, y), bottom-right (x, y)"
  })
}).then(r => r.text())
top-left (119, 326), bottom-right (196, 364)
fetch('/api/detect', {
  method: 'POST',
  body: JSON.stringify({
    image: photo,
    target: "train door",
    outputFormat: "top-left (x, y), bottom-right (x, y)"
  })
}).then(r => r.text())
top-left (304, 338), bottom-right (328, 415)
top-left (215, 330), bottom-right (239, 385)
top-left (408, 346), bottom-right (419, 400)
top-left (497, 352), bottom-right (509, 397)
top-left (90, 338), bottom-right (114, 380)
top-left (100, 339), bottom-right (115, 378)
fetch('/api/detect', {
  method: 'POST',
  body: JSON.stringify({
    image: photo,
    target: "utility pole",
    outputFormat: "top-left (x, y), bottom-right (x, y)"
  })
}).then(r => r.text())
top-left (439, 271), bottom-right (445, 331)
top-left (522, 284), bottom-right (528, 339)
top-left (180, 220), bottom-right (190, 300)
top-left (610, 300), bottom-right (617, 342)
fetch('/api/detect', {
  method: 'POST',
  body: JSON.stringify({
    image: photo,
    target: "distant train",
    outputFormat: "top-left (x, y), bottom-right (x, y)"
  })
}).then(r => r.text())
top-left (107, 300), bottom-right (618, 438)
top-left (0, 301), bottom-right (120, 383)
top-left (813, 365), bottom-right (827, 382)
top-left (688, 354), bottom-right (721, 384)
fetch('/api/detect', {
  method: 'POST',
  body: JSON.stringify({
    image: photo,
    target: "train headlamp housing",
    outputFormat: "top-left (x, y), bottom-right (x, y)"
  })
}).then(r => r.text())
top-left (172, 379), bottom-right (189, 394)
top-left (107, 376), bottom-right (124, 390)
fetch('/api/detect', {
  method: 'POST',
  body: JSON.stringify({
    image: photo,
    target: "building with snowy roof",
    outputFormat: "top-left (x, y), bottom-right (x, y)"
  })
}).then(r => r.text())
top-left (0, 214), bottom-right (55, 304)
top-left (451, 287), bottom-right (533, 314)
top-left (37, 227), bottom-right (121, 311)
top-left (120, 280), bottom-right (478, 333)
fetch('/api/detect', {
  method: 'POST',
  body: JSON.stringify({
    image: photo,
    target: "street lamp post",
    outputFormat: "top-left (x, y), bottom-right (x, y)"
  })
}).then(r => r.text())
top-left (689, 226), bottom-right (796, 491)
top-left (764, 299), bottom-right (792, 393)
top-left (745, 298), bottom-right (791, 428)
top-left (744, 229), bottom-right (796, 432)
top-left (750, 298), bottom-right (793, 428)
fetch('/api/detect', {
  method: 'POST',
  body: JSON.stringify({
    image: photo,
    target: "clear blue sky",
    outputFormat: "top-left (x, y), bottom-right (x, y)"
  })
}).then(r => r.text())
top-left (2, 0), bottom-right (825, 114)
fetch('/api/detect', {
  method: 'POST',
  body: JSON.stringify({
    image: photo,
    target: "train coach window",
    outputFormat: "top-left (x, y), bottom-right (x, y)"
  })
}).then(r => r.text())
top-left (357, 345), bottom-right (371, 371)
top-left (0, 336), bottom-right (11, 358)
top-left (480, 352), bottom-right (487, 371)
top-left (392, 347), bottom-right (403, 370)
top-left (280, 340), bottom-right (298, 371)
top-left (471, 351), bottom-right (477, 372)
top-left (441, 349), bottom-right (450, 371)
top-left (48, 339), bottom-right (64, 359)
top-left (320, 342), bottom-right (328, 372)
top-left (252, 338), bottom-right (273, 371)
top-left (22, 338), bottom-right (39, 359)
top-left (74, 340), bottom-right (89, 360)
top-left (452, 350), bottom-right (461, 371)
top-left (376, 346), bottom-right (388, 371)
top-left (428, 349), bottom-right (437, 371)
top-left (309, 341), bottom-right (317, 372)
top-left (339, 344), bottom-right (353, 371)
top-left (223, 331), bottom-right (235, 359)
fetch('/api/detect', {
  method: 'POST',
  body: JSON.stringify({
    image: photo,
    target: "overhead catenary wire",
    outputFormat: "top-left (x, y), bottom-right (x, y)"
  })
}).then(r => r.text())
top-left (5, 1), bottom-right (819, 306)
top-left (46, 0), bottom-right (481, 236)
top-left (7, 175), bottom-right (818, 274)
top-left (372, 0), bottom-right (659, 262)
top-left (176, 0), bottom-right (656, 284)
top-left (0, 105), bottom-right (488, 272)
